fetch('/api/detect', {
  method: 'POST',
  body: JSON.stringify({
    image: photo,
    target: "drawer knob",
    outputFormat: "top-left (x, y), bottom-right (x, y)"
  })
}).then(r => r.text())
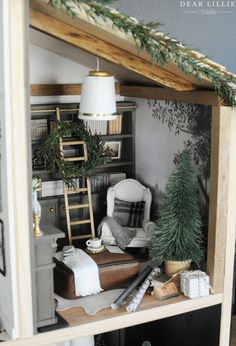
top-left (49, 207), bottom-right (55, 213)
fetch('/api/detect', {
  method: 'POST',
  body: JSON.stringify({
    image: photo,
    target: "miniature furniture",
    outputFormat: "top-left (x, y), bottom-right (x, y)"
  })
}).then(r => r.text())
top-left (34, 222), bottom-right (64, 328)
top-left (100, 179), bottom-right (156, 248)
top-left (31, 101), bottom-right (136, 235)
top-left (53, 249), bottom-right (140, 299)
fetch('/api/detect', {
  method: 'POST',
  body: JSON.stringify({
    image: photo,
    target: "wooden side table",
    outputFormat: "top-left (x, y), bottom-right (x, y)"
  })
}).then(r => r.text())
top-left (34, 223), bottom-right (64, 328)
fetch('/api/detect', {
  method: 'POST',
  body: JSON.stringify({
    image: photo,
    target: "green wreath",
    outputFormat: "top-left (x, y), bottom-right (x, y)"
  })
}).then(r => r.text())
top-left (37, 120), bottom-right (108, 185)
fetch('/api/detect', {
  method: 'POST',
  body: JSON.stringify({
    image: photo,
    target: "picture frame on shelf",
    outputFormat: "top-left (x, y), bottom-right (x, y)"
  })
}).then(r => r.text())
top-left (32, 149), bottom-right (46, 170)
top-left (104, 141), bottom-right (121, 160)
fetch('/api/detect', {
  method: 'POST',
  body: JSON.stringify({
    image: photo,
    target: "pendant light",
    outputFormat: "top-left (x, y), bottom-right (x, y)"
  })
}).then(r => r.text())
top-left (79, 59), bottom-right (117, 121)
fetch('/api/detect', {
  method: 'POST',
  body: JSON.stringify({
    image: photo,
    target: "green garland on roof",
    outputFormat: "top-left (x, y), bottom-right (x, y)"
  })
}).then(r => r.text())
top-left (45, 0), bottom-right (236, 106)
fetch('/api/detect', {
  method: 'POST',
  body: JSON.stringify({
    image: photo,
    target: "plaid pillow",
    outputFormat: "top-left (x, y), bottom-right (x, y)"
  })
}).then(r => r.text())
top-left (112, 198), bottom-right (145, 227)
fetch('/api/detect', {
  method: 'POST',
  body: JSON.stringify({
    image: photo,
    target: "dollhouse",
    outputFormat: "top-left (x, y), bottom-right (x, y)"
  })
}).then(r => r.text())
top-left (0, 0), bottom-right (236, 345)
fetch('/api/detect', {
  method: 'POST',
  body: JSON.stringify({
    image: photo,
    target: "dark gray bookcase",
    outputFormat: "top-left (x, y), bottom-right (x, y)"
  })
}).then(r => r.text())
top-left (31, 101), bottom-right (136, 244)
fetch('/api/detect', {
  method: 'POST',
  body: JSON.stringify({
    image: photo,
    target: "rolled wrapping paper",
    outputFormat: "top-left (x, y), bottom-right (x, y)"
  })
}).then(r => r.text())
top-left (126, 267), bottom-right (160, 313)
top-left (111, 265), bottom-right (153, 310)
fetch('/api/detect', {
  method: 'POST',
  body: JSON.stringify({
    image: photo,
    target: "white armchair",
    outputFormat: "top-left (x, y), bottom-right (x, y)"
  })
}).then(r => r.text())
top-left (100, 179), bottom-right (156, 248)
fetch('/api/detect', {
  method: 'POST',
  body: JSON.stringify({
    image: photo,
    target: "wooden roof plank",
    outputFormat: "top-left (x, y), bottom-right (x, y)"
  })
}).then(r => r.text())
top-left (30, 7), bottom-right (198, 92)
top-left (120, 85), bottom-right (221, 106)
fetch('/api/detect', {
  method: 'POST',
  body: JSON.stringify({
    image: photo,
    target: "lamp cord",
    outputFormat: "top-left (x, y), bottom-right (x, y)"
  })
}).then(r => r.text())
top-left (96, 57), bottom-right (100, 72)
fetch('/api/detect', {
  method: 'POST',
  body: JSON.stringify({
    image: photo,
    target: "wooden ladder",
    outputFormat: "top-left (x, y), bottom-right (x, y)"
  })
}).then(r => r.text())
top-left (56, 107), bottom-right (95, 244)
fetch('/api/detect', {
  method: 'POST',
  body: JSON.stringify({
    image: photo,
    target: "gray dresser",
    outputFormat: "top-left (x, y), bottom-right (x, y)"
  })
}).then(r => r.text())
top-left (34, 223), bottom-right (64, 328)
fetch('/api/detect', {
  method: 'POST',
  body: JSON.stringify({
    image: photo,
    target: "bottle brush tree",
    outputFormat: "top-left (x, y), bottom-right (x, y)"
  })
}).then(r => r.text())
top-left (150, 149), bottom-right (203, 263)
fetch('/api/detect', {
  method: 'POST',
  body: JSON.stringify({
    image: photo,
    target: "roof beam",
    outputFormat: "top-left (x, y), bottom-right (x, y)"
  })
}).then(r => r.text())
top-left (120, 85), bottom-right (221, 106)
top-left (30, 7), bottom-right (197, 92)
top-left (31, 83), bottom-right (120, 96)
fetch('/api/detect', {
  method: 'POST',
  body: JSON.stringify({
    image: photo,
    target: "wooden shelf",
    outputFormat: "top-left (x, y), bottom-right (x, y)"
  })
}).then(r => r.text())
top-left (57, 293), bottom-right (222, 329)
top-left (104, 160), bottom-right (133, 168)
top-left (101, 134), bottom-right (133, 140)
top-left (6, 294), bottom-right (221, 346)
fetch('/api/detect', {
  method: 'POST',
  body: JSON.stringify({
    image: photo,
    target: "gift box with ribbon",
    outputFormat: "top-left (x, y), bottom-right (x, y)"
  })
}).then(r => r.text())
top-left (180, 270), bottom-right (210, 299)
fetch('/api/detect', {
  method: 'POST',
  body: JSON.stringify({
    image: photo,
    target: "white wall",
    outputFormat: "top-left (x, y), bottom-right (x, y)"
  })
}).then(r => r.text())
top-left (30, 44), bottom-right (124, 104)
top-left (30, 44), bottom-right (90, 84)
top-left (133, 99), bottom-right (189, 194)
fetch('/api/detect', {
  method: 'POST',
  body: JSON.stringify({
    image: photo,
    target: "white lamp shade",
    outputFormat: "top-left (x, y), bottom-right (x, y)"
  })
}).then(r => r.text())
top-left (79, 72), bottom-right (117, 121)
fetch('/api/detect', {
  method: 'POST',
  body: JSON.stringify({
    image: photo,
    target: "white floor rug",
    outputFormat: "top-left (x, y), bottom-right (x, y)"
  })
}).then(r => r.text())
top-left (55, 289), bottom-right (125, 316)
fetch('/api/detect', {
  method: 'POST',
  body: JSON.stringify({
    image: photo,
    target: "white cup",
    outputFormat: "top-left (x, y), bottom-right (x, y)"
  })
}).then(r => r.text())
top-left (86, 238), bottom-right (102, 248)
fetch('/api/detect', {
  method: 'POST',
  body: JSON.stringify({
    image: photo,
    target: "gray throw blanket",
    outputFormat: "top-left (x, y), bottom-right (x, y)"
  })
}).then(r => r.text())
top-left (97, 216), bottom-right (137, 249)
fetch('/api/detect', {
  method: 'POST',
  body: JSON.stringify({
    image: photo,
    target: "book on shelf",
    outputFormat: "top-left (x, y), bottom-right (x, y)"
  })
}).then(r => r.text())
top-left (38, 173), bottom-right (126, 198)
top-left (49, 120), bottom-right (73, 136)
top-left (84, 120), bottom-right (107, 135)
top-left (31, 119), bottom-right (48, 140)
top-left (90, 172), bottom-right (126, 193)
top-left (40, 178), bottom-right (82, 197)
top-left (152, 282), bottom-right (180, 301)
top-left (83, 116), bottom-right (122, 136)
top-left (107, 115), bottom-right (122, 135)
top-left (151, 274), bottom-right (172, 288)
top-left (40, 180), bottom-right (63, 198)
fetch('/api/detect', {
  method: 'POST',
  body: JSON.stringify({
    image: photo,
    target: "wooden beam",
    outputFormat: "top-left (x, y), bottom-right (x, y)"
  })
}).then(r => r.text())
top-left (8, 0), bottom-right (35, 338)
top-left (207, 107), bottom-right (236, 301)
top-left (120, 85), bottom-right (220, 106)
top-left (217, 107), bottom-right (236, 346)
top-left (29, 8), bottom-right (198, 92)
top-left (207, 107), bottom-right (236, 346)
top-left (31, 83), bottom-right (120, 96)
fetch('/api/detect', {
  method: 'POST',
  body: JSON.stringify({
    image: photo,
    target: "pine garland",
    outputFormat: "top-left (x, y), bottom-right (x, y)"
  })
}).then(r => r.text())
top-left (44, 0), bottom-right (236, 106)
top-left (37, 120), bottom-right (108, 185)
top-left (150, 150), bottom-right (204, 263)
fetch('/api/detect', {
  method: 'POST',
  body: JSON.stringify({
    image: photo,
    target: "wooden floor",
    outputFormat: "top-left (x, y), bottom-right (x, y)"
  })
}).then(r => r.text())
top-left (58, 292), bottom-right (222, 334)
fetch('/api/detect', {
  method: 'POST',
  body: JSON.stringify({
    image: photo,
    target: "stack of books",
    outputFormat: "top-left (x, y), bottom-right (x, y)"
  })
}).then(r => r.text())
top-left (107, 115), bottom-right (122, 135)
top-left (83, 115), bottom-right (123, 135)
top-left (38, 173), bottom-right (126, 198)
top-left (40, 178), bottom-right (81, 197)
top-left (31, 119), bottom-right (48, 140)
top-left (84, 120), bottom-right (107, 135)
top-left (90, 172), bottom-right (126, 193)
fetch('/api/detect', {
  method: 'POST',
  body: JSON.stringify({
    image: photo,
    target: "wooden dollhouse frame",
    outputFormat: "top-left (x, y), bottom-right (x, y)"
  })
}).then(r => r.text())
top-left (3, 0), bottom-right (236, 345)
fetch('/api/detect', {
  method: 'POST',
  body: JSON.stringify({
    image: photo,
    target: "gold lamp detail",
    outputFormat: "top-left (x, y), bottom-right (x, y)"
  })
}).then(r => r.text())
top-left (79, 60), bottom-right (117, 121)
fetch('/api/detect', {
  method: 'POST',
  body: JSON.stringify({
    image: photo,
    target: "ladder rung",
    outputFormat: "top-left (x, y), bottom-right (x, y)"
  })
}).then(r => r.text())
top-left (70, 219), bottom-right (91, 226)
top-left (71, 234), bottom-right (93, 240)
top-left (68, 204), bottom-right (90, 210)
top-left (62, 141), bottom-right (84, 146)
top-left (64, 157), bottom-right (86, 161)
top-left (66, 188), bottom-right (88, 194)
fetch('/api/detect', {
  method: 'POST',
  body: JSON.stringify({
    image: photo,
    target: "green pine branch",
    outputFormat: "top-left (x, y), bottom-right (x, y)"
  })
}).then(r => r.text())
top-left (44, 0), bottom-right (236, 107)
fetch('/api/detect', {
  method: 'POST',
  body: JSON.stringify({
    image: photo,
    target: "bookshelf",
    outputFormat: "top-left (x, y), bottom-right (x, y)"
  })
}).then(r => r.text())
top-left (31, 101), bottom-right (137, 242)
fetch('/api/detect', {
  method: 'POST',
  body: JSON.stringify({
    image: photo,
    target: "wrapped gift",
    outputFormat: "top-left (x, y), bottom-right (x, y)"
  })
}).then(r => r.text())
top-left (180, 270), bottom-right (209, 299)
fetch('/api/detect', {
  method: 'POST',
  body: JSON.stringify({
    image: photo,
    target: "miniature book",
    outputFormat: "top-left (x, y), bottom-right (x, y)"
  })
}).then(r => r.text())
top-left (151, 274), bottom-right (172, 288)
top-left (152, 282), bottom-right (180, 301)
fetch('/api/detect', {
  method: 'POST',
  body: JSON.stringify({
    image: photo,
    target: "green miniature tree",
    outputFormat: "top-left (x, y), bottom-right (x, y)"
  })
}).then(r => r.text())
top-left (150, 149), bottom-right (203, 263)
